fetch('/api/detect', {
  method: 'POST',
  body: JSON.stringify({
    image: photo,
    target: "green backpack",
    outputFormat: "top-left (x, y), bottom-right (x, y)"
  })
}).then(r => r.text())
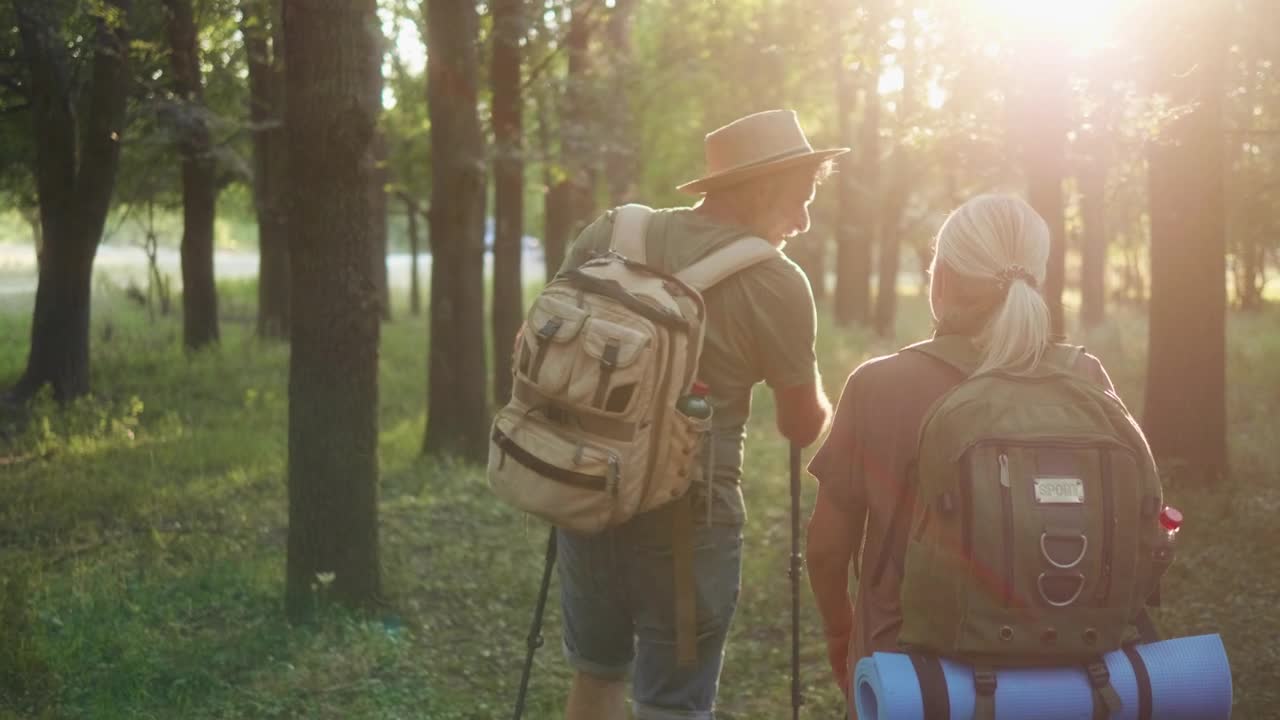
top-left (895, 335), bottom-right (1172, 718)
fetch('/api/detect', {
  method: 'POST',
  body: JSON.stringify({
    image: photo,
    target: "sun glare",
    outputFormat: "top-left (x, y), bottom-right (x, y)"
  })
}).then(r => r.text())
top-left (965, 0), bottom-right (1131, 55)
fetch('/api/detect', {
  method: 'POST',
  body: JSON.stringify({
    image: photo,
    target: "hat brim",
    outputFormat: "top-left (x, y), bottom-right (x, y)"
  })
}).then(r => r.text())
top-left (675, 147), bottom-right (850, 195)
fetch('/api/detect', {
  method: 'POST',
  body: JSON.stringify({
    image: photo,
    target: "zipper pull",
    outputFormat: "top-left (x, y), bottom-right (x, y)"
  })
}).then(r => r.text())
top-left (999, 452), bottom-right (1010, 488)
top-left (607, 455), bottom-right (621, 497)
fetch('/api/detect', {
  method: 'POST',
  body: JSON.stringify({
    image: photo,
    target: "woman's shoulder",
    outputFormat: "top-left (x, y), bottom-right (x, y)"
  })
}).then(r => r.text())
top-left (1059, 344), bottom-right (1116, 393)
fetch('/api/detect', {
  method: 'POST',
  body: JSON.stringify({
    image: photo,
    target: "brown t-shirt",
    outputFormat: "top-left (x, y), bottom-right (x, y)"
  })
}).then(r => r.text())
top-left (807, 339), bottom-right (1115, 663)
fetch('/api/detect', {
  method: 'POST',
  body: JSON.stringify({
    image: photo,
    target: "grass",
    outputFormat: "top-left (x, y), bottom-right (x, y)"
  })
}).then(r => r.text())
top-left (1, 281), bottom-right (1277, 719)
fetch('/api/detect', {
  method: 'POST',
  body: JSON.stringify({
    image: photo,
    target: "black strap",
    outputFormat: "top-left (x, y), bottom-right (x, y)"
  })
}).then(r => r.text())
top-left (909, 654), bottom-right (950, 719)
top-left (528, 317), bottom-right (564, 383)
top-left (492, 428), bottom-right (607, 491)
top-left (592, 340), bottom-right (621, 409)
top-left (511, 528), bottom-right (557, 720)
top-left (1122, 645), bottom-right (1153, 720)
top-left (1086, 659), bottom-right (1123, 720)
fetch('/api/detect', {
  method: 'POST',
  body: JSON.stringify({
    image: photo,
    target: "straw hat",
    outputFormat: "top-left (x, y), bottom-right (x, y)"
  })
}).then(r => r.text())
top-left (676, 109), bottom-right (849, 195)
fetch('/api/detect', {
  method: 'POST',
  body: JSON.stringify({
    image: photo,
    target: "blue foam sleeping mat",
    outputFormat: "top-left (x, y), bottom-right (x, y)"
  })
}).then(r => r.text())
top-left (853, 634), bottom-right (1231, 720)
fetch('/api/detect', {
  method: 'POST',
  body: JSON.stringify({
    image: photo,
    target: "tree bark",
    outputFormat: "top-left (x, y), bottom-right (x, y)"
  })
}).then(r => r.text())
top-left (165, 0), bottom-right (220, 350)
top-left (1143, 3), bottom-right (1229, 484)
top-left (241, 0), bottom-right (290, 339)
top-left (834, 2), bottom-right (880, 328)
top-left (282, 0), bottom-right (382, 619)
top-left (12, 0), bottom-right (131, 402)
top-left (423, 0), bottom-right (489, 461)
top-left (491, 0), bottom-right (525, 406)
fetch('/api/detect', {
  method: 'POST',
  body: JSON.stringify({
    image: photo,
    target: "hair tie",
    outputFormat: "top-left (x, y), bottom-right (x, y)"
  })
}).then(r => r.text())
top-left (996, 264), bottom-right (1037, 291)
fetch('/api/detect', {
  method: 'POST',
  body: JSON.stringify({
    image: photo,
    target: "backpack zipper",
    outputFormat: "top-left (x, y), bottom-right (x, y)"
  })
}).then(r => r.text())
top-left (1096, 448), bottom-right (1114, 605)
top-left (999, 451), bottom-right (1015, 608)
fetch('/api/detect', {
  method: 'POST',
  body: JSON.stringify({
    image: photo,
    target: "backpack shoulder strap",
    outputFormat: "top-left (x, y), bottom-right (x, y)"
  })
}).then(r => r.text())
top-left (674, 236), bottom-right (779, 292)
top-left (609, 204), bottom-right (654, 263)
top-left (902, 335), bottom-right (981, 378)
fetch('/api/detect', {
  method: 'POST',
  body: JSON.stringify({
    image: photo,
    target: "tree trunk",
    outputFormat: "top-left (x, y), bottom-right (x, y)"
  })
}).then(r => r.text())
top-left (1143, 4), bottom-right (1229, 484)
top-left (603, 0), bottom-right (638, 206)
top-left (834, 3), bottom-right (880, 328)
top-left (241, 0), bottom-right (290, 339)
top-left (367, 27), bottom-right (390, 321)
top-left (491, 0), bottom-right (525, 406)
top-left (401, 195), bottom-right (422, 317)
top-left (165, 0), bottom-right (220, 350)
top-left (12, 0), bottom-right (131, 402)
top-left (423, 0), bottom-right (489, 461)
top-left (281, 0), bottom-right (382, 619)
top-left (1078, 147), bottom-right (1107, 328)
top-left (874, 11), bottom-right (918, 338)
top-left (1018, 41), bottom-right (1069, 337)
top-left (565, 1), bottom-right (596, 233)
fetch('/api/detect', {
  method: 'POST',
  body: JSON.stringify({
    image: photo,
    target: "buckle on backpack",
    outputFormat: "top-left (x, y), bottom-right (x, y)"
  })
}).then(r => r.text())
top-left (973, 668), bottom-right (997, 696)
top-left (536, 317), bottom-right (564, 339)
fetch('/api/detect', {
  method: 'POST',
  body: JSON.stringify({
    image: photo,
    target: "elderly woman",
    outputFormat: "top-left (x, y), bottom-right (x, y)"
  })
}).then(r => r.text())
top-left (804, 195), bottom-right (1123, 707)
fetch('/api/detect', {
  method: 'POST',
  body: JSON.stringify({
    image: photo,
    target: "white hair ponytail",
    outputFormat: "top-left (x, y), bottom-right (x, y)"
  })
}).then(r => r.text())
top-left (932, 195), bottom-right (1052, 376)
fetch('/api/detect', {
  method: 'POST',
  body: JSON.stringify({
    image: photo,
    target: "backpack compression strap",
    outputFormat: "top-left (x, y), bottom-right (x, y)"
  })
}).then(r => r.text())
top-left (610, 204), bottom-right (654, 263)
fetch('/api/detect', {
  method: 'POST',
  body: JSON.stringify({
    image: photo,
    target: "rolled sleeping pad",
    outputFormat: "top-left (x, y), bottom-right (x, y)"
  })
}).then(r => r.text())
top-left (853, 634), bottom-right (1231, 720)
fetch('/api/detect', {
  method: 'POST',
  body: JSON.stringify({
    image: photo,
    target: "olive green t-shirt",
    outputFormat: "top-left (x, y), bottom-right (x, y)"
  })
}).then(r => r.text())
top-left (559, 206), bottom-right (819, 525)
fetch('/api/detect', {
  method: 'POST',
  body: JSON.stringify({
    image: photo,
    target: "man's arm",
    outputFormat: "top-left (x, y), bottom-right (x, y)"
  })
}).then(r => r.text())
top-left (774, 377), bottom-right (831, 447)
top-left (806, 481), bottom-right (866, 699)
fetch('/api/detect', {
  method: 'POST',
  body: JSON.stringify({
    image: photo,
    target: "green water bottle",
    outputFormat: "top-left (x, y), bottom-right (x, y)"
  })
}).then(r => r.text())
top-left (676, 381), bottom-right (712, 419)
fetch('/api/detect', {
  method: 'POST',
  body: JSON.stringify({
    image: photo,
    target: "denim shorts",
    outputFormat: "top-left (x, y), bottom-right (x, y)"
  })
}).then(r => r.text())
top-left (557, 504), bottom-right (743, 720)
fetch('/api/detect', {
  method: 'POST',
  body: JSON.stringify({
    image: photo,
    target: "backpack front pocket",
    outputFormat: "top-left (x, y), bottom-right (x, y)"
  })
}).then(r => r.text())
top-left (516, 294), bottom-right (590, 395)
top-left (488, 409), bottom-right (619, 534)
top-left (569, 317), bottom-right (653, 416)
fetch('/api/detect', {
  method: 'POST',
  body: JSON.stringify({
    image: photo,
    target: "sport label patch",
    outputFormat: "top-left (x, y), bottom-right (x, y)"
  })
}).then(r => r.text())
top-left (1034, 477), bottom-right (1085, 504)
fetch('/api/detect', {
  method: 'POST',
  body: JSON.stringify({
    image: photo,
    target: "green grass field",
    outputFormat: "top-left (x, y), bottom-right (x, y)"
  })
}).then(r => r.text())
top-left (1, 282), bottom-right (1277, 719)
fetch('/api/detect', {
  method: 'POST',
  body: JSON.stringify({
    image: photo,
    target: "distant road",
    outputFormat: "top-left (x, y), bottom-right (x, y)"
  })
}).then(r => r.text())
top-left (0, 242), bottom-right (549, 311)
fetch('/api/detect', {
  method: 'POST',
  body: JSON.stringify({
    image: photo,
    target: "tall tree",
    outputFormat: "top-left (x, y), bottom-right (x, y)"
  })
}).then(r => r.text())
top-left (164, 0), bottom-right (220, 350)
top-left (542, 1), bottom-right (595, 282)
top-left (11, 0), bottom-right (131, 401)
top-left (1077, 127), bottom-right (1109, 328)
top-left (1016, 37), bottom-right (1069, 336)
top-left (282, 0), bottom-right (382, 618)
top-left (398, 194), bottom-right (423, 317)
top-left (367, 24), bottom-right (390, 321)
top-left (491, 0), bottom-right (525, 405)
top-left (423, 0), bottom-right (489, 460)
top-left (602, 0), bottom-right (638, 206)
top-left (1143, 1), bottom-right (1229, 483)
top-left (874, 9), bottom-right (920, 337)
top-left (834, 1), bottom-right (880, 328)
top-left (240, 0), bottom-right (290, 339)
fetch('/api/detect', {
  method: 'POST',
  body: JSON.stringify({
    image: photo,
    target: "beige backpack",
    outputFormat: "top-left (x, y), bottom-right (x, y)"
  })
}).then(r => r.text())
top-left (489, 204), bottom-right (779, 533)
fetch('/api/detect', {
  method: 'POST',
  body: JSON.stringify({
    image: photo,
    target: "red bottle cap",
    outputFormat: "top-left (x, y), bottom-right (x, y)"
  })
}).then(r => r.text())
top-left (691, 381), bottom-right (711, 397)
top-left (1159, 506), bottom-right (1183, 532)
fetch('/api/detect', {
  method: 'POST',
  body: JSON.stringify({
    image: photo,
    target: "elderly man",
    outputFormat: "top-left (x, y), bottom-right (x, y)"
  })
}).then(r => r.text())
top-left (553, 109), bottom-right (844, 720)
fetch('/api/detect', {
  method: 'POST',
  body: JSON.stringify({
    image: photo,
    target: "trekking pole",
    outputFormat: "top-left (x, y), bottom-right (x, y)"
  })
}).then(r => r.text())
top-left (512, 527), bottom-right (557, 720)
top-left (788, 443), bottom-right (804, 720)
